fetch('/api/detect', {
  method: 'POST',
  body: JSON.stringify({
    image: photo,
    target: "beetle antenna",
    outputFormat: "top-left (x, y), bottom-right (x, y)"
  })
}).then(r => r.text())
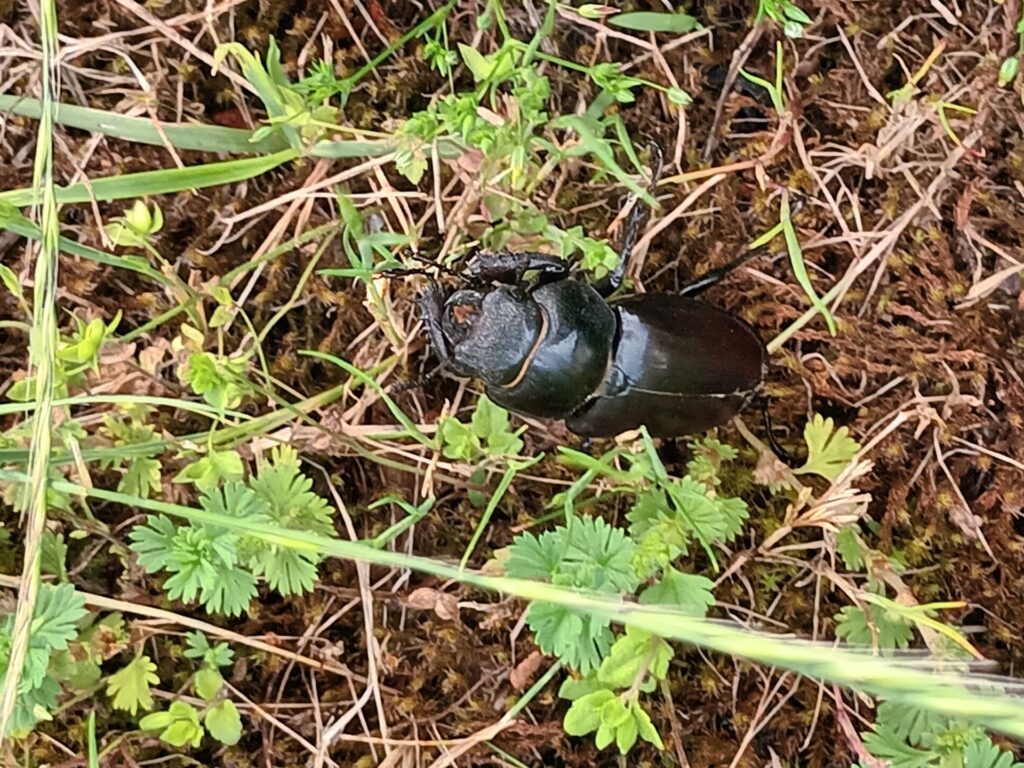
top-left (382, 250), bottom-right (461, 280)
top-left (391, 361), bottom-right (448, 393)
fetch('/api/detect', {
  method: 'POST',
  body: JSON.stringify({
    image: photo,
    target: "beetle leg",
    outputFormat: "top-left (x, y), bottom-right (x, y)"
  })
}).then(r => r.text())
top-left (596, 143), bottom-right (665, 297)
top-left (417, 279), bottom-right (452, 364)
top-left (679, 190), bottom-right (805, 297)
top-left (677, 246), bottom-right (766, 297)
top-left (756, 395), bottom-right (796, 466)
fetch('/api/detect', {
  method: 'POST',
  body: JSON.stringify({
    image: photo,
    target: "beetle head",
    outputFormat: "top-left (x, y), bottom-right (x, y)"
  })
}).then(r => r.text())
top-left (440, 285), bottom-right (543, 385)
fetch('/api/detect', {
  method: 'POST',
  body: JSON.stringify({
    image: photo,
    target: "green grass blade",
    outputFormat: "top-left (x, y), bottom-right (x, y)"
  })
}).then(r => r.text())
top-left (0, 0), bottom-right (61, 741)
top-left (0, 95), bottom-right (290, 154)
top-left (781, 195), bottom-right (837, 334)
top-left (607, 11), bottom-right (700, 33)
top-left (301, 351), bottom-right (433, 447)
top-left (0, 149), bottom-right (299, 207)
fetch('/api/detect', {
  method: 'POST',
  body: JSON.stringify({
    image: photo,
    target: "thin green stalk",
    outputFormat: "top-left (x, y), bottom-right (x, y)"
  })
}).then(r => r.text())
top-left (460, 457), bottom-right (541, 570)
top-left (0, 0), bottom-right (61, 741)
top-left (343, 1), bottom-right (457, 99)
top-left (0, 205), bottom-right (165, 284)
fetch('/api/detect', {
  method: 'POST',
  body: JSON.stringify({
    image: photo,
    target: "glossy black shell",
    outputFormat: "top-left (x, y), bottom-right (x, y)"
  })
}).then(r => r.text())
top-left (566, 294), bottom-right (766, 437)
top-left (483, 280), bottom-right (616, 419)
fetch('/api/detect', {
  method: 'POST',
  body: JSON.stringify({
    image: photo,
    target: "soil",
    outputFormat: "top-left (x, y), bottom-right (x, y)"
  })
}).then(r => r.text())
top-left (2, 0), bottom-right (1024, 766)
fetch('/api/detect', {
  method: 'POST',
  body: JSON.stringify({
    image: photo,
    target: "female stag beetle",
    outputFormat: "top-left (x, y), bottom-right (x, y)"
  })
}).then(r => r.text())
top-left (411, 154), bottom-right (787, 453)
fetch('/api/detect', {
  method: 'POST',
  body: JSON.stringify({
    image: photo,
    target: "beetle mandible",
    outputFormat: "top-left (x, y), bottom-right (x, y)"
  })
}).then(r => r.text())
top-left (413, 154), bottom-right (783, 449)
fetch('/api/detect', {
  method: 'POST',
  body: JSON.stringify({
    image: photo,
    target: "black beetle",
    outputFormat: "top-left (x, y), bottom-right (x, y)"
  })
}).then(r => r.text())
top-left (411, 158), bottom-right (785, 451)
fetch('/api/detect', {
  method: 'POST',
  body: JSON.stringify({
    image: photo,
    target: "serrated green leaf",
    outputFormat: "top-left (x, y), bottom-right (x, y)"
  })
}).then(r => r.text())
top-left (836, 525), bottom-right (865, 571)
top-left (598, 625), bottom-right (674, 688)
top-left (106, 655), bottom-right (158, 715)
top-left (861, 724), bottom-right (936, 768)
top-left (526, 601), bottom-right (612, 674)
top-left (128, 514), bottom-right (179, 573)
top-left (201, 566), bottom-right (258, 616)
top-left (639, 567), bottom-right (714, 617)
top-left (39, 531), bottom-right (67, 579)
top-left (120, 456), bottom-right (162, 498)
top-left (835, 604), bottom-right (913, 652)
top-left (564, 517), bottom-right (638, 593)
top-left (874, 701), bottom-right (948, 746)
top-left (796, 414), bottom-right (861, 481)
top-left (506, 529), bottom-right (567, 580)
top-left (963, 735), bottom-right (1024, 768)
top-left (31, 584), bottom-right (87, 654)
top-left (205, 699), bottom-right (242, 745)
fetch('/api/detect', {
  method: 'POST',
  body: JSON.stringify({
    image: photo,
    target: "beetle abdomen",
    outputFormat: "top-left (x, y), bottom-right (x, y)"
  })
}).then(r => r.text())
top-left (566, 294), bottom-right (766, 438)
top-left (487, 281), bottom-right (616, 419)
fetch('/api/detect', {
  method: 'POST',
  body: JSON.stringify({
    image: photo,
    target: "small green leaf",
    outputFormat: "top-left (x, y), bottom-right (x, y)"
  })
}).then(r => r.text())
top-left (631, 701), bottom-right (664, 749)
top-left (667, 86), bottom-right (692, 106)
top-left (615, 708), bottom-right (639, 754)
top-left (140, 701), bottom-right (204, 748)
top-left (783, 19), bottom-right (804, 38)
top-left (999, 57), bottom-right (1020, 87)
top-left (783, 3), bottom-right (812, 24)
top-left (598, 695), bottom-right (630, 728)
top-left (578, 4), bottom-right (616, 20)
top-left (120, 456), bottom-right (162, 498)
top-left (0, 263), bottom-right (23, 300)
top-left (564, 689), bottom-right (615, 735)
top-left (458, 44), bottom-right (499, 83)
top-left (558, 674), bottom-right (603, 701)
top-left (607, 11), bottom-right (700, 33)
top-left (835, 604), bottom-right (914, 652)
top-left (595, 720), bottom-right (615, 750)
top-left (194, 667), bottom-right (224, 701)
top-left (204, 700), bottom-right (242, 745)
top-left (439, 417), bottom-right (479, 461)
top-left (174, 449), bottom-right (244, 491)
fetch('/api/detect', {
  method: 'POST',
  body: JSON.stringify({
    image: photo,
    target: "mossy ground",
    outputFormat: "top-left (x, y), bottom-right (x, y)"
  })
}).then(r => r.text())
top-left (2, 0), bottom-right (1023, 765)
